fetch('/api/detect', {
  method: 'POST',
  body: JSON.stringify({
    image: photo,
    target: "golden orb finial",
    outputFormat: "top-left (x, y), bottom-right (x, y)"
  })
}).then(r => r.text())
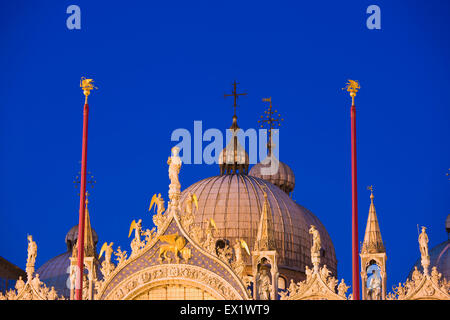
top-left (367, 185), bottom-right (374, 201)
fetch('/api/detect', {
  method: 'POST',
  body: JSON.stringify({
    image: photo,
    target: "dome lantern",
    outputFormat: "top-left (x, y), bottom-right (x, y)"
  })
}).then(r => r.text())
top-left (219, 81), bottom-right (249, 175)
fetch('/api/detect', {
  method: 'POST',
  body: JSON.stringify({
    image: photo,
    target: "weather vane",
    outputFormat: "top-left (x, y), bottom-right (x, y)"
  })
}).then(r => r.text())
top-left (74, 169), bottom-right (96, 200)
top-left (224, 80), bottom-right (247, 116)
top-left (343, 80), bottom-right (360, 105)
top-left (258, 97), bottom-right (284, 153)
top-left (367, 185), bottom-right (373, 192)
top-left (80, 77), bottom-right (98, 104)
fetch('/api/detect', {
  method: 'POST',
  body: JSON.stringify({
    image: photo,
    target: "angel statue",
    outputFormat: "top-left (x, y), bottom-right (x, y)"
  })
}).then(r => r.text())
top-left (183, 192), bottom-right (198, 216)
top-left (337, 279), bottom-right (350, 297)
top-left (203, 219), bottom-right (217, 253)
top-left (180, 193), bottom-right (198, 230)
top-left (232, 239), bottom-right (250, 278)
top-left (129, 219), bottom-right (144, 254)
top-left (128, 219), bottom-right (143, 242)
top-left (149, 193), bottom-right (165, 215)
top-left (99, 242), bottom-right (114, 264)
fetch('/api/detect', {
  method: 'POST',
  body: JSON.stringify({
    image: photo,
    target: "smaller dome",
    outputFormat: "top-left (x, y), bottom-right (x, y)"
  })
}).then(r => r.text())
top-left (37, 252), bottom-right (72, 298)
top-left (249, 155), bottom-right (295, 194)
top-left (37, 251), bottom-right (104, 299)
top-left (65, 225), bottom-right (98, 252)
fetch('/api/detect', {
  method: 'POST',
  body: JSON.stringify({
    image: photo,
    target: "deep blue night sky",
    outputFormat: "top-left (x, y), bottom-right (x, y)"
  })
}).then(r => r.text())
top-left (1, 0), bottom-right (449, 294)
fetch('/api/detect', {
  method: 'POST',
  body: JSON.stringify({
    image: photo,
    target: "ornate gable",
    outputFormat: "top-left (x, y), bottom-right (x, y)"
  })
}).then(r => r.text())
top-left (281, 265), bottom-right (349, 300)
top-left (94, 147), bottom-right (251, 300)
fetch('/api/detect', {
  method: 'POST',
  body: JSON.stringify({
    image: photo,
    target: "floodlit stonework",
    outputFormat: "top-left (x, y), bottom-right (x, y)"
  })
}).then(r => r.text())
top-left (3, 105), bottom-right (449, 301)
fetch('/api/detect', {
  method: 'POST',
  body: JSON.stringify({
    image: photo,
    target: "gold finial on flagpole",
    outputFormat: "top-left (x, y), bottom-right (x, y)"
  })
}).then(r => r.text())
top-left (343, 80), bottom-right (360, 106)
top-left (80, 77), bottom-right (97, 104)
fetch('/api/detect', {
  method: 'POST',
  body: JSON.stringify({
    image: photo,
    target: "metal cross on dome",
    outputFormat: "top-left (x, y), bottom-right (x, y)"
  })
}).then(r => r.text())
top-left (224, 80), bottom-right (247, 116)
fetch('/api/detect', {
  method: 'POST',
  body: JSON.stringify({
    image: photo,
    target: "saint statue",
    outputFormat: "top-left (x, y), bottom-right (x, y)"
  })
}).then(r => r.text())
top-left (411, 266), bottom-right (422, 282)
top-left (233, 239), bottom-right (243, 264)
top-left (257, 268), bottom-right (272, 300)
top-left (69, 265), bottom-right (77, 291)
top-left (167, 147), bottom-right (182, 189)
top-left (203, 219), bottom-right (216, 253)
top-left (134, 219), bottom-right (142, 242)
top-left (368, 270), bottom-right (381, 300)
top-left (48, 287), bottom-right (58, 300)
top-left (309, 225), bottom-right (321, 257)
top-left (288, 279), bottom-right (297, 294)
top-left (27, 235), bottom-right (37, 267)
top-left (418, 226), bottom-right (429, 258)
top-left (305, 265), bottom-right (313, 282)
top-left (15, 276), bottom-right (25, 292)
top-left (82, 274), bottom-right (89, 300)
top-left (31, 273), bottom-right (42, 289)
top-left (309, 225), bottom-right (321, 271)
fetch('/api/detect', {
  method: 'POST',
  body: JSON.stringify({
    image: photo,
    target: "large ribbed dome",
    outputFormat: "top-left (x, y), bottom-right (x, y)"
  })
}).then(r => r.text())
top-left (180, 174), bottom-right (337, 277)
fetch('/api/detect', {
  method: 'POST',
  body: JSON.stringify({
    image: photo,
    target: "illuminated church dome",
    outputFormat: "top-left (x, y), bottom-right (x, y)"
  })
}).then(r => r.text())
top-left (180, 108), bottom-right (336, 281)
top-left (180, 174), bottom-right (337, 280)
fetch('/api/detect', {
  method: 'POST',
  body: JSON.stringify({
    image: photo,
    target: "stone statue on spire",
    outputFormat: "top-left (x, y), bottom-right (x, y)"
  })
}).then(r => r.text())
top-left (309, 225), bottom-right (321, 272)
top-left (418, 226), bottom-right (430, 274)
top-left (167, 147), bottom-right (182, 200)
top-left (26, 235), bottom-right (37, 278)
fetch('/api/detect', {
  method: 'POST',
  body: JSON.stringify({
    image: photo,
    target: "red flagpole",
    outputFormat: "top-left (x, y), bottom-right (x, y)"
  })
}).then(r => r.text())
top-left (75, 102), bottom-right (89, 300)
top-left (351, 103), bottom-right (360, 300)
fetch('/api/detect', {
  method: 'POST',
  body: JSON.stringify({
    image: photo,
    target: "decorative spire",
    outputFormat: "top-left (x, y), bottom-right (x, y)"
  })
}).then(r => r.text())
top-left (73, 173), bottom-right (96, 257)
top-left (254, 188), bottom-right (276, 251)
top-left (258, 97), bottom-right (283, 156)
top-left (361, 186), bottom-right (385, 254)
top-left (83, 191), bottom-right (96, 257)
